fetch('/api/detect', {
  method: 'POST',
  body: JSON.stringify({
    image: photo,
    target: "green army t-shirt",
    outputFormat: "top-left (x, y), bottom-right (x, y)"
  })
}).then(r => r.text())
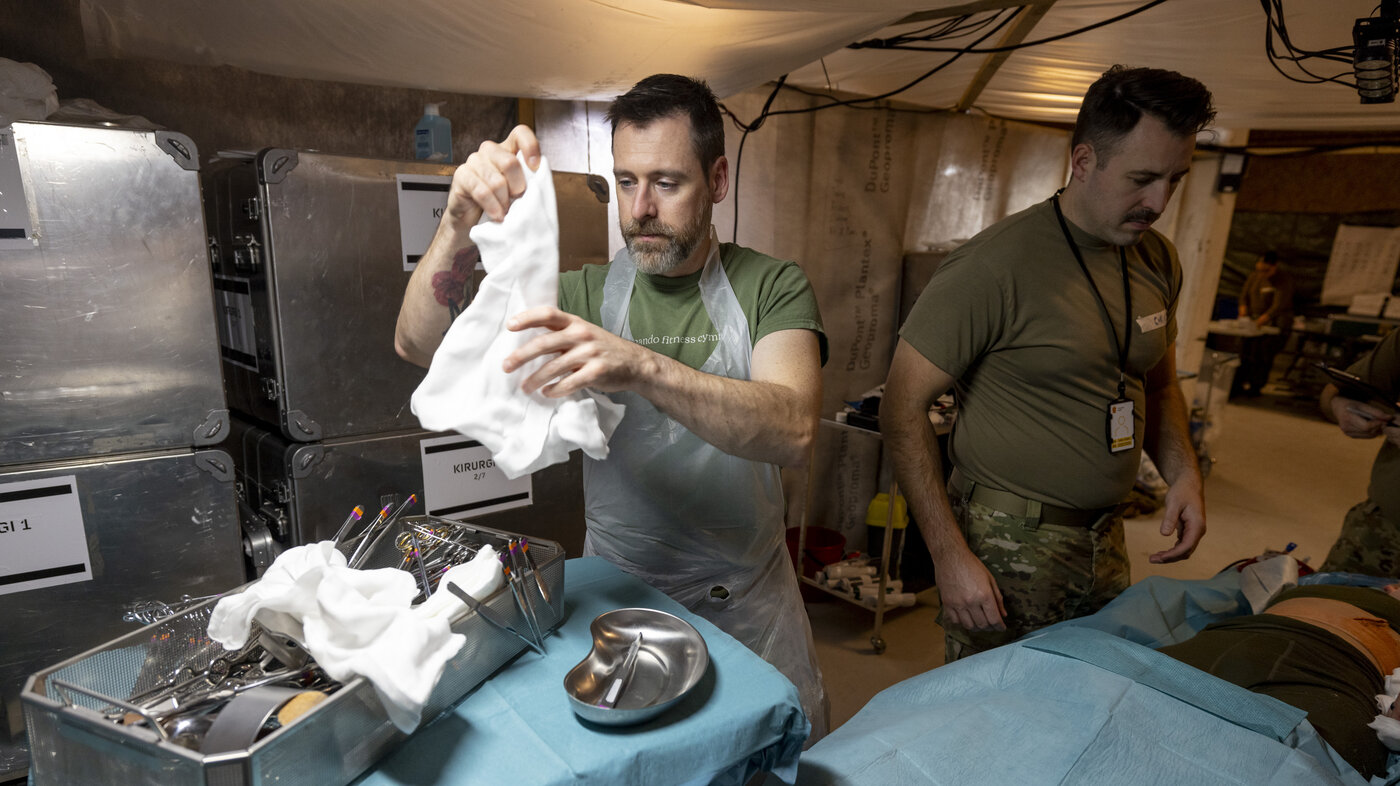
top-left (1347, 329), bottom-right (1400, 522)
top-left (559, 243), bottom-right (828, 371)
top-left (901, 199), bottom-right (1181, 510)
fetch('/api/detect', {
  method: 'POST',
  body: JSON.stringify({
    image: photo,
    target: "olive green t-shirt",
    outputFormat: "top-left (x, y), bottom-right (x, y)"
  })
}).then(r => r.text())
top-left (559, 242), bottom-right (827, 371)
top-left (900, 199), bottom-right (1181, 509)
top-left (1347, 329), bottom-right (1400, 522)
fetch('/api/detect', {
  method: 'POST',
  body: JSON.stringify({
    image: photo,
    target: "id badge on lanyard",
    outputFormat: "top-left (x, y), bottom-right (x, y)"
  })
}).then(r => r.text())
top-left (1107, 395), bottom-right (1135, 453)
top-left (1052, 194), bottom-right (1137, 456)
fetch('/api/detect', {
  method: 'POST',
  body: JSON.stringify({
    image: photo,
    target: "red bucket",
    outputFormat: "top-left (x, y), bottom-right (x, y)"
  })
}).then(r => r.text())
top-left (786, 525), bottom-right (845, 578)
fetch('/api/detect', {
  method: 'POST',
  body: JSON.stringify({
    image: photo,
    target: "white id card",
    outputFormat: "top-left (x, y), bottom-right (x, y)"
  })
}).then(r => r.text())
top-left (1107, 399), bottom-right (1135, 453)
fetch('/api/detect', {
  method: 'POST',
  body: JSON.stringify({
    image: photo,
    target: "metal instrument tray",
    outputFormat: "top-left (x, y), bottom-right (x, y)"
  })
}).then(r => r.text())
top-left (20, 517), bottom-right (563, 786)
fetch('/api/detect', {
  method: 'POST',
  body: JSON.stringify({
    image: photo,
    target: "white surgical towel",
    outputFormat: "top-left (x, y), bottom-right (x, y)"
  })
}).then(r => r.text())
top-left (411, 154), bottom-right (625, 478)
top-left (1372, 667), bottom-right (1400, 750)
top-left (1238, 554), bottom-right (1300, 613)
top-left (207, 541), bottom-right (504, 732)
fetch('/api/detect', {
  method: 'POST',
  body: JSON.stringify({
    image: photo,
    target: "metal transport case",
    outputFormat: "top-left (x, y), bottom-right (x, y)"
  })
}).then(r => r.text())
top-left (0, 448), bottom-right (244, 780)
top-left (201, 150), bottom-right (609, 443)
top-left (201, 150), bottom-right (451, 442)
top-left (0, 121), bottom-right (229, 465)
top-left (224, 416), bottom-right (586, 572)
top-left (21, 519), bottom-right (564, 786)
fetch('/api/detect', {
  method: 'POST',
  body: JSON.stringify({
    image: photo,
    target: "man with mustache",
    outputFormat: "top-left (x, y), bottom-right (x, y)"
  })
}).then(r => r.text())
top-left (395, 74), bottom-right (830, 739)
top-left (884, 66), bottom-right (1215, 662)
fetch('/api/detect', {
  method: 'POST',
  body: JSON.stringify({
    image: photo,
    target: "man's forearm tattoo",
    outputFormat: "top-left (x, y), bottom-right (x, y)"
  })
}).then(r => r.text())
top-left (432, 247), bottom-right (479, 334)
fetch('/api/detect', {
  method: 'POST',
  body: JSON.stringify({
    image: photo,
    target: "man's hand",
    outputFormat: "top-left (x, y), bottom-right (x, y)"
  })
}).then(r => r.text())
top-left (503, 306), bottom-right (656, 397)
top-left (395, 124), bottom-right (542, 367)
top-left (447, 124), bottom-right (542, 227)
top-left (1331, 395), bottom-right (1394, 439)
top-left (934, 546), bottom-right (1007, 631)
top-left (1151, 476), bottom-right (1206, 563)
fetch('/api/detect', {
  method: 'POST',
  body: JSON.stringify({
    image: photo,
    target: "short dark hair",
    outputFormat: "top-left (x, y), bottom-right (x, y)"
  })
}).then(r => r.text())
top-left (1261, 251), bottom-right (1279, 265)
top-left (1070, 65), bottom-right (1216, 163)
top-left (606, 74), bottom-right (726, 172)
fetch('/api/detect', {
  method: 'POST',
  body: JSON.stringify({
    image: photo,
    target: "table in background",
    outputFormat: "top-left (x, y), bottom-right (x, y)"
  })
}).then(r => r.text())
top-left (354, 557), bottom-right (808, 786)
top-left (1275, 315), bottom-right (1391, 401)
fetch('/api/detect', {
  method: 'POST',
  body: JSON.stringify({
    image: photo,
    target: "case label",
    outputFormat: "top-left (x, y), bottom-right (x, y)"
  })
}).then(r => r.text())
top-left (0, 130), bottom-right (36, 250)
top-left (396, 174), bottom-right (453, 272)
top-left (0, 476), bottom-right (92, 596)
top-left (213, 276), bottom-right (258, 370)
top-left (420, 435), bottom-right (532, 518)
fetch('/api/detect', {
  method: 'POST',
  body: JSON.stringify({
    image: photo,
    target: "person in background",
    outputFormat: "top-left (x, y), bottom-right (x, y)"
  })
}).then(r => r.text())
top-left (1235, 250), bottom-right (1295, 396)
top-left (1319, 328), bottom-right (1400, 577)
top-left (884, 65), bottom-right (1214, 662)
top-left (394, 74), bottom-right (831, 740)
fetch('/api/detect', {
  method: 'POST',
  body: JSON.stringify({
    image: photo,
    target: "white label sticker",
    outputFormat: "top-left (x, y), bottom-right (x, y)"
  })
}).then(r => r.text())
top-left (214, 276), bottom-right (258, 370)
top-left (0, 130), bottom-right (37, 250)
top-left (397, 174), bottom-right (452, 271)
top-left (1135, 310), bottom-right (1168, 333)
top-left (419, 435), bottom-right (532, 519)
top-left (0, 475), bottom-right (92, 596)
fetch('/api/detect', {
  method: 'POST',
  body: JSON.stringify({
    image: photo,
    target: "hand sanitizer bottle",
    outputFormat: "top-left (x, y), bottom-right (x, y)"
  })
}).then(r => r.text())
top-left (414, 103), bottom-right (452, 163)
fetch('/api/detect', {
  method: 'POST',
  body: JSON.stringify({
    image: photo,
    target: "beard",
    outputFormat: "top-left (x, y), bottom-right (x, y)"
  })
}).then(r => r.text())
top-left (622, 212), bottom-right (708, 275)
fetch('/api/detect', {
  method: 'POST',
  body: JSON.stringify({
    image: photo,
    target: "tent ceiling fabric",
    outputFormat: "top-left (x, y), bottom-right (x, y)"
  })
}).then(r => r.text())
top-left (77, 0), bottom-right (916, 100)
top-left (81, 0), bottom-right (1399, 131)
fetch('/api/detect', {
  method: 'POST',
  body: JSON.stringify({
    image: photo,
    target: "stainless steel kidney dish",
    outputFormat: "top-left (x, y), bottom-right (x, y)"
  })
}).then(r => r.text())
top-left (564, 608), bottom-right (709, 726)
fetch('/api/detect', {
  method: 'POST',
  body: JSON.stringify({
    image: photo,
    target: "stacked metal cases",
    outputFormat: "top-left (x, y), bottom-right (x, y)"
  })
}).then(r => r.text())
top-left (201, 149), bottom-right (455, 442)
top-left (204, 150), bottom-right (607, 568)
top-left (201, 150), bottom-right (609, 440)
top-left (0, 122), bottom-right (245, 781)
top-left (224, 418), bottom-right (587, 573)
top-left (21, 521), bottom-right (564, 786)
top-left (0, 122), bottom-right (230, 462)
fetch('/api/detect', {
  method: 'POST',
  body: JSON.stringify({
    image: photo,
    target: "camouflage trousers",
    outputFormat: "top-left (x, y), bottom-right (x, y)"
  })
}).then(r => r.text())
top-left (1321, 499), bottom-right (1399, 577)
top-left (942, 496), bottom-right (1130, 663)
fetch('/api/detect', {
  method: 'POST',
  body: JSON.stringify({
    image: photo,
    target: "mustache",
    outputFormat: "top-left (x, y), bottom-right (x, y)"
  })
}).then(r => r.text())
top-left (1126, 209), bottom-right (1159, 224)
top-left (624, 218), bottom-right (674, 238)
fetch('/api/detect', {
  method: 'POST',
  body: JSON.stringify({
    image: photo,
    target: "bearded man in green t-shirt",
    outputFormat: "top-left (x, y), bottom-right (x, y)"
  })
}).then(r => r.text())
top-left (395, 74), bottom-right (831, 740)
top-left (884, 66), bottom-right (1215, 662)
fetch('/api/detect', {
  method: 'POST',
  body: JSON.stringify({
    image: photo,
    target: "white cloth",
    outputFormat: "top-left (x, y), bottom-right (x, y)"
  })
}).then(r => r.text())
top-left (207, 541), bottom-right (503, 732)
top-left (0, 58), bottom-right (58, 125)
top-left (410, 154), bottom-right (625, 479)
top-left (1371, 667), bottom-right (1400, 751)
top-left (1238, 554), bottom-right (1301, 613)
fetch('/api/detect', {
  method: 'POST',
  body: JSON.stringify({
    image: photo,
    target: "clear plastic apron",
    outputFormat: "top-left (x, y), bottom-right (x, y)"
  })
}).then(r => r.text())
top-left (584, 234), bottom-right (828, 740)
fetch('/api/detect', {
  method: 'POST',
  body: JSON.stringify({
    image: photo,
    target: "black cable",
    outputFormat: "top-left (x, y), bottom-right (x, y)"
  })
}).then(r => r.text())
top-left (849, 0), bottom-right (1169, 53)
top-left (721, 8), bottom-right (1017, 242)
top-left (1260, 0), bottom-right (1359, 88)
top-left (716, 0), bottom-right (1223, 239)
top-left (860, 9), bottom-right (1019, 49)
top-left (1229, 142), bottom-right (1400, 158)
top-left (761, 8), bottom-right (1021, 118)
top-left (728, 75), bottom-right (786, 242)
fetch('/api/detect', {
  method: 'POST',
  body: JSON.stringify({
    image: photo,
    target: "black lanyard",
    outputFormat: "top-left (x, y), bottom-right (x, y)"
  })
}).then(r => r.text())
top-left (1051, 194), bottom-right (1131, 399)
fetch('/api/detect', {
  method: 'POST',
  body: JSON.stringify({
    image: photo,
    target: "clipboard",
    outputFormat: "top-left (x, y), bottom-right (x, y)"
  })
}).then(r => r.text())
top-left (1315, 362), bottom-right (1400, 415)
